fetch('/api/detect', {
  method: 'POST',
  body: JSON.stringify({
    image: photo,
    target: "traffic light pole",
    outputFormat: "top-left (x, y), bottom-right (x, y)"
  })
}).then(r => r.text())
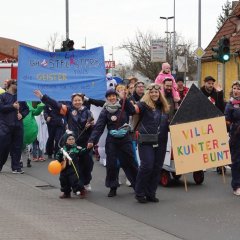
top-left (66, 0), bottom-right (69, 40)
top-left (222, 62), bottom-right (226, 95)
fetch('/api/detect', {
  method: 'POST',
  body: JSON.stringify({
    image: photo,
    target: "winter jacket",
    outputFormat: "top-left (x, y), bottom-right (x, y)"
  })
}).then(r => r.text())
top-left (88, 99), bottom-right (135, 144)
top-left (200, 87), bottom-right (225, 113)
top-left (155, 72), bottom-right (180, 102)
top-left (41, 94), bottom-right (93, 146)
top-left (0, 92), bottom-right (29, 128)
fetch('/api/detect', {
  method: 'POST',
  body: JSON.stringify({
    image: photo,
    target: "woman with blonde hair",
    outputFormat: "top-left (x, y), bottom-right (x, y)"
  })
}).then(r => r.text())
top-left (133, 83), bottom-right (169, 203)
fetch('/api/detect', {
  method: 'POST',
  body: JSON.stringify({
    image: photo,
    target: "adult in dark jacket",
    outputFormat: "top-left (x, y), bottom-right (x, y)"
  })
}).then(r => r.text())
top-left (200, 76), bottom-right (225, 113)
top-left (224, 80), bottom-right (240, 196)
top-left (34, 90), bottom-right (94, 190)
top-left (133, 83), bottom-right (169, 203)
top-left (176, 76), bottom-right (189, 104)
top-left (0, 80), bottom-right (29, 173)
top-left (129, 81), bottom-right (145, 104)
top-left (87, 88), bottom-right (138, 197)
top-left (44, 103), bottom-right (66, 158)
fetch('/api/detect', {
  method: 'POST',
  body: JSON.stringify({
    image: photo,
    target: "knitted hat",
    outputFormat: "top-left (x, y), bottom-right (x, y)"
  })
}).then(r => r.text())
top-left (62, 130), bottom-right (75, 144)
top-left (105, 88), bottom-right (118, 98)
top-left (162, 62), bottom-right (171, 71)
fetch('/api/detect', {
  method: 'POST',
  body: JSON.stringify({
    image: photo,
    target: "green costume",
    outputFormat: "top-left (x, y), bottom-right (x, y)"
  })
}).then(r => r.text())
top-left (23, 101), bottom-right (45, 148)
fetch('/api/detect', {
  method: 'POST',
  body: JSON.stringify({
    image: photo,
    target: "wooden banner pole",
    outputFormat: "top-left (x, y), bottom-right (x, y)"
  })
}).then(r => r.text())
top-left (183, 174), bottom-right (188, 192)
top-left (221, 166), bottom-right (226, 184)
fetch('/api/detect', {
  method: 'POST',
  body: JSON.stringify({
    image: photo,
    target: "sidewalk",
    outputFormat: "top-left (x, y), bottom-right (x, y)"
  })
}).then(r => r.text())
top-left (0, 166), bottom-right (182, 240)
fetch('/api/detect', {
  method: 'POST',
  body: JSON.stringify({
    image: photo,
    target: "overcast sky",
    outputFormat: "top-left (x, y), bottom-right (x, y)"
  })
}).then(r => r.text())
top-left (1, 0), bottom-right (229, 64)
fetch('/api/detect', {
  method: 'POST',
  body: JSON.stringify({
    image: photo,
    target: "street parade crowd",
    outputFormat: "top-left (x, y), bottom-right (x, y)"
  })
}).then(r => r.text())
top-left (1, 62), bottom-right (240, 203)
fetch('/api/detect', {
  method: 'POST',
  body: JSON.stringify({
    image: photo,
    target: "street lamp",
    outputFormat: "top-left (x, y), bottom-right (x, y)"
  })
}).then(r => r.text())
top-left (165, 31), bottom-right (174, 53)
top-left (109, 46), bottom-right (114, 75)
top-left (160, 16), bottom-right (174, 62)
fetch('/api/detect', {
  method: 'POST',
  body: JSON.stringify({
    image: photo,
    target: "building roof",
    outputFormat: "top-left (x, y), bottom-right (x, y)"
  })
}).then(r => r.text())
top-left (202, 1), bottom-right (240, 61)
top-left (0, 51), bottom-right (17, 62)
top-left (0, 37), bottom-right (43, 59)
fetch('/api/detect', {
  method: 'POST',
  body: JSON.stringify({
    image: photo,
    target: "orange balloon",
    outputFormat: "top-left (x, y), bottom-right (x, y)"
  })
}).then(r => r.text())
top-left (48, 160), bottom-right (62, 175)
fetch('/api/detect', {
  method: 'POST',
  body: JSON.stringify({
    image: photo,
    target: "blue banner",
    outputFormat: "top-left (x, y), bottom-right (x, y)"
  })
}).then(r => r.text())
top-left (17, 46), bottom-right (106, 101)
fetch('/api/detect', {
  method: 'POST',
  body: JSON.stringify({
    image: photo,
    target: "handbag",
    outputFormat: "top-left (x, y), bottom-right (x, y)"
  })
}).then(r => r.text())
top-left (138, 133), bottom-right (158, 145)
top-left (136, 114), bottom-right (162, 146)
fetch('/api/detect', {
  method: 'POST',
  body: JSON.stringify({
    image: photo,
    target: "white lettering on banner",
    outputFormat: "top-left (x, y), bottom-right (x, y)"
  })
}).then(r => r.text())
top-left (105, 61), bottom-right (115, 69)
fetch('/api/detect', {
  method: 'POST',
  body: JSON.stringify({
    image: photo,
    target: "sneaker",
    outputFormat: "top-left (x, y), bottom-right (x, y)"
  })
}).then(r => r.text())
top-left (59, 193), bottom-right (71, 199)
top-left (12, 169), bottom-right (24, 174)
top-left (108, 188), bottom-right (117, 197)
top-left (126, 179), bottom-right (131, 187)
top-left (32, 158), bottom-right (39, 162)
top-left (233, 188), bottom-right (240, 196)
top-left (80, 189), bottom-right (87, 199)
top-left (84, 184), bottom-right (92, 192)
top-left (48, 155), bottom-right (53, 160)
top-left (38, 157), bottom-right (46, 162)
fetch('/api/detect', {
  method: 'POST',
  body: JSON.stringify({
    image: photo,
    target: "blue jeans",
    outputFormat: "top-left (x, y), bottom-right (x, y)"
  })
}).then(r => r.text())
top-left (32, 139), bottom-right (43, 158)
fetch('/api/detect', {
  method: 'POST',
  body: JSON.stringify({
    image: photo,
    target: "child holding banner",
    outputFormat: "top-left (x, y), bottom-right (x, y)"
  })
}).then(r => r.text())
top-left (225, 80), bottom-right (240, 196)
top-left (34, 90), bottom-right (94, 192)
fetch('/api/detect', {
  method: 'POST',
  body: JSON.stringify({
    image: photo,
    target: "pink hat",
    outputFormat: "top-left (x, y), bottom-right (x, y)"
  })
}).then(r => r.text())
top-left (162, 62), bottom-right (171, 71)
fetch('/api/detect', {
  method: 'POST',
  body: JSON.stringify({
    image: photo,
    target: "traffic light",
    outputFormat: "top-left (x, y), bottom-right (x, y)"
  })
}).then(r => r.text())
top-left (212, 36), bottom-right (230, 63)
top-left (212, 44), bottom-right (220, 61)
top-left (61, 39), bottom-right (75, 52)
top-left (221, 36), bottom-right (230, 62)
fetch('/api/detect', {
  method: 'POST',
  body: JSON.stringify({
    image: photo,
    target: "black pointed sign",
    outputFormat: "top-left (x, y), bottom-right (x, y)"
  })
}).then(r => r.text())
top-left (170, 84), bottom-right (224, 125)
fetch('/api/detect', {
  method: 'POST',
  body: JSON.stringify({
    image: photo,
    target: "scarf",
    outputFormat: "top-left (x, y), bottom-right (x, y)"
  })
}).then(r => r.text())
top-left (230, 96), bottom-right (240, 105)
top-left (103, 100), bottom-right (121, 114)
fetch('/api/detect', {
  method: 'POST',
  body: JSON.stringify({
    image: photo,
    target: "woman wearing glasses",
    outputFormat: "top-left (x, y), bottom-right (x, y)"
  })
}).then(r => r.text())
top-left (34, 90), bottom-right (94, 192)
top-left (225, 80), bottom-right (240, 196)
top-left (134, 83), bottom-right (169, 203)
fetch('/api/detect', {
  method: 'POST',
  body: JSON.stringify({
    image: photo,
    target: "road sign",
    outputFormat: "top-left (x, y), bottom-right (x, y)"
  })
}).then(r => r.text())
top-left (105, 61), bottom-right (115, 69)
top-left (151, 39), bottom-right (167, 62)
top-left (194, 47), bottom-right (205, 59)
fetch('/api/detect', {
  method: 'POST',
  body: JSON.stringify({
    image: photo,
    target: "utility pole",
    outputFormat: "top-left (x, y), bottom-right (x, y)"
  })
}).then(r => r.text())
top-left (66, 0), bottom-right (69, 40)
top-left (160, 16), bottom-right (174, 63)
top-left (172, 0), bottom-right (176, 75)
top-left (197, 0), bottom-right (202, 87)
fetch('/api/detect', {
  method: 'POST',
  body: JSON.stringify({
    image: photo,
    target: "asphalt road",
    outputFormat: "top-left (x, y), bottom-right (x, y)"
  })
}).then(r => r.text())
top-left (14, 155), bottom-right (240, 240)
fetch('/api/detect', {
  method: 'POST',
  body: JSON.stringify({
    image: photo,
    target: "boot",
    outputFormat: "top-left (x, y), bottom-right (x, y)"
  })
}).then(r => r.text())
top-left (59, 192), bottom-right (71, 199)
top-left (146, 196), bottom-right (159, 202)
top-left (135, 195), bottom-right (148, 203)
top-left (108, 187), bottom-right (117, 197)
top-left (27, 159), bottom-right (32, 168)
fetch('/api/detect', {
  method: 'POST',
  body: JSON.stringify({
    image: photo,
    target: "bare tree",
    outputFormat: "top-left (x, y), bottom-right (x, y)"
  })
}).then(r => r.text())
top-left (120, 30), bottom-right (197, 81)
top-left (47, 32), bottom-right (61, 52)
top-left (217, 0), bottom-right (232, 30)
